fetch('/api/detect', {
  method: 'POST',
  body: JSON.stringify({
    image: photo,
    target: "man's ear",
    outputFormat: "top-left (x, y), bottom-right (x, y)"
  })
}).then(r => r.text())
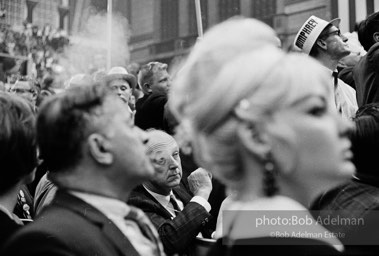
top-left (143, 83), bottom-right (152, 93)
top-left (315, 38), bottom-right (327, 50)
top-left (236, 123), bottom-right (271, 161)
top-left (87, 133), bottom-right (113, 165)
top-left (373, 32), bottom-right (379, 43)
top-left (32, 91), bottom-right (38, 101)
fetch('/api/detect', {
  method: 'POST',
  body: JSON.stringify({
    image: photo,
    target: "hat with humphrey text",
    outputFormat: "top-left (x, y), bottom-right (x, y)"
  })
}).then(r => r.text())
top-left (294, 15), bottom-right (341, 55)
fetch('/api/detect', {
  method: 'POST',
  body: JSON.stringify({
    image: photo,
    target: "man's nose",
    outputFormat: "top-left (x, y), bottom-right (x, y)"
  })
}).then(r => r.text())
top-left (169, 156), bottom-right (179, 168)
top-left (342, 34), bottom-right (348, 42)
top-left (137, 127), bottom-right (149, 145)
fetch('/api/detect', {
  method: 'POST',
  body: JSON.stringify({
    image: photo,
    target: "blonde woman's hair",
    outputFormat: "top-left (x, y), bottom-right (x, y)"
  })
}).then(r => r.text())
top-left (170, 45), bottom-right (331, 186)
top-left (169, 17), bottom-right (279, 119)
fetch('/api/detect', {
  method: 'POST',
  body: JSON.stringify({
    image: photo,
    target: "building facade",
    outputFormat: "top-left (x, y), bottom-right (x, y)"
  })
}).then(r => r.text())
top-left (2, 0), bottom-right (379, 66)
top-left (0, 0), bottom-right (70, 31)
top-left (126, 0), bottom-right (379, 65)
top-left (127, 0), bottom-right (277, 64)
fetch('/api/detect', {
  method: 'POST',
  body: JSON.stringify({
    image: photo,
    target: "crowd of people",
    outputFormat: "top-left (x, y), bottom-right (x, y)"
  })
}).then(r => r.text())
top-left (0, 21), bottom-right (69, 91)
top-left (2, 10), bottom-right (379, 256)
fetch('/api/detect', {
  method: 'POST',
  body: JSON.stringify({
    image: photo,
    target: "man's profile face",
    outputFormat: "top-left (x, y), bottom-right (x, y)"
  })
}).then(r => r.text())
top-left (108, 79), bottom-right (132, 105)
top-left (10, 80), bottom-right (35, 104)
top-left (323, 26), bottom-right (350, 59)
top-left (151, 69), bottom-right (171, 95)
top-left (100, 97), bottom-right (154, 182)
top-left (150, 140), bottom-right (182, 191)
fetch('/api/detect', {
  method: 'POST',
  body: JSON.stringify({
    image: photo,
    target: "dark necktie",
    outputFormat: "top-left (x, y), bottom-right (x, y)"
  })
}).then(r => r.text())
top-left (333, 71), bottom-right (338, 88)
top-left (124, 206), bottom-right (163, 256)
top-left (332, 71), bottom-right (342, 113)
top-left (169, 194), bottom-right (181, 213)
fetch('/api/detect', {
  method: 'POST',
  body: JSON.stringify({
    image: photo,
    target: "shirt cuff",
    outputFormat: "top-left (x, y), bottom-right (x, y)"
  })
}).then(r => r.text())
top-left (190, 196), bottom-right (211, 212)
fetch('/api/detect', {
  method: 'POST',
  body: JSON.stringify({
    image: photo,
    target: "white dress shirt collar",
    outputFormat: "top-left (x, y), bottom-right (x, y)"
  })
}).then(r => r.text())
top-left (70, 191), bottom-right (131, 219)
top-left (143, 185), bottom-right (181, 217)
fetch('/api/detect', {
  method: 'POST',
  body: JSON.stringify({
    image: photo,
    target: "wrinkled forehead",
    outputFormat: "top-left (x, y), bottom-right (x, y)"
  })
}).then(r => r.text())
top-left (146, 130), bottom-right (177, 154)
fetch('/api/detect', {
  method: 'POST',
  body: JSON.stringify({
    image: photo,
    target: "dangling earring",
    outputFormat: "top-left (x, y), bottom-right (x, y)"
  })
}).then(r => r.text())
top-left (263, 151), bottom-right (278, 197)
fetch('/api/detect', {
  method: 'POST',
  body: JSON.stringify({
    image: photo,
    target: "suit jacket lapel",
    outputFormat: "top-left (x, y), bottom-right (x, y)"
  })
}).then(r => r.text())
top-left (53, 190), bottom-right (140, 256)
top-left (138, 186), bottom-right (174, 219)
top-left (138, 184), bottom-right (194, 217)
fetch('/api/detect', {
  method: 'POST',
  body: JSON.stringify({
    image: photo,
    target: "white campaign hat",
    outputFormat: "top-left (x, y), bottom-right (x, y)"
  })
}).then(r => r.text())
top-left (294, 15), bottom-right (341, 55)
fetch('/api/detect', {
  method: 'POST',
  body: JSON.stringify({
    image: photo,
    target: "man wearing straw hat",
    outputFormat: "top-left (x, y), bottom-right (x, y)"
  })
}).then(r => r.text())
top-left (103, 66), bottom-right (137, 110)
top-left (294, 15), bottom-right (357, 120)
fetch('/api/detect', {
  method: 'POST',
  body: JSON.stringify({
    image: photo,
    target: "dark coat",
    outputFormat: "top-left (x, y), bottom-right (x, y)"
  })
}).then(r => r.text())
top-left (128, 185), bottom-right (213, 255)
top-left (353, 42), bottom-right (379, 106)
top-left (0, 211), bottom-right (21, 250)
top-left (135, 92), bottom-right (167, 130)
top-left (312, 179), bottom-right (379, 255)
top-left (2, 190), bottom-right (143, 256)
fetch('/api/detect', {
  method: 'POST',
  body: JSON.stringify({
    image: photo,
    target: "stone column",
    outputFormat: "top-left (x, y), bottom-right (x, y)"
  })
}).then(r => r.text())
top-left (58, 6), bottom-right (70, 30)
top-left (26, 0), bottom-right (38, 23)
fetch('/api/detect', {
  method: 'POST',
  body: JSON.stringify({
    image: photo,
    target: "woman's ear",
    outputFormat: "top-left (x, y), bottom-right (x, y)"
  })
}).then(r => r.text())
top-left (237, 120), bottom-right (297, 176)
top-left (266, 121), bottom-right (297, 176)
top-left (236, 122), bottom-right (271, 161)
top-left (87, 134), bottom-right (113, 165)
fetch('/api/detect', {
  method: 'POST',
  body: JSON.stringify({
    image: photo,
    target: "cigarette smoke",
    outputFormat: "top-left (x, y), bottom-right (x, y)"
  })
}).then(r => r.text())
top-left (56, 7), bottom-right (130, 87)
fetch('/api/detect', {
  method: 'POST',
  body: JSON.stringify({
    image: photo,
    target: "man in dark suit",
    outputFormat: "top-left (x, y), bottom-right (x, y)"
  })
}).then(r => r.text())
top-left (312, 103), bottom-right (379, 254)
top-left (2, 83), bottom-right (165, 256)
top-left (128, 129), bottom-right (214, 255)
top-left (0, 93), bottom-right (37, 249)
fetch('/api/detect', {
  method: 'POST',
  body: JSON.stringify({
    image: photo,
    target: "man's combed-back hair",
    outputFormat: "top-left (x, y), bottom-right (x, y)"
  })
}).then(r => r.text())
top-left (37, 83), bottom-right (113, 172)
top-left (138, 62), bottom-right (167, 94)
top-left (358, 12), bottom-right (379, 51)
